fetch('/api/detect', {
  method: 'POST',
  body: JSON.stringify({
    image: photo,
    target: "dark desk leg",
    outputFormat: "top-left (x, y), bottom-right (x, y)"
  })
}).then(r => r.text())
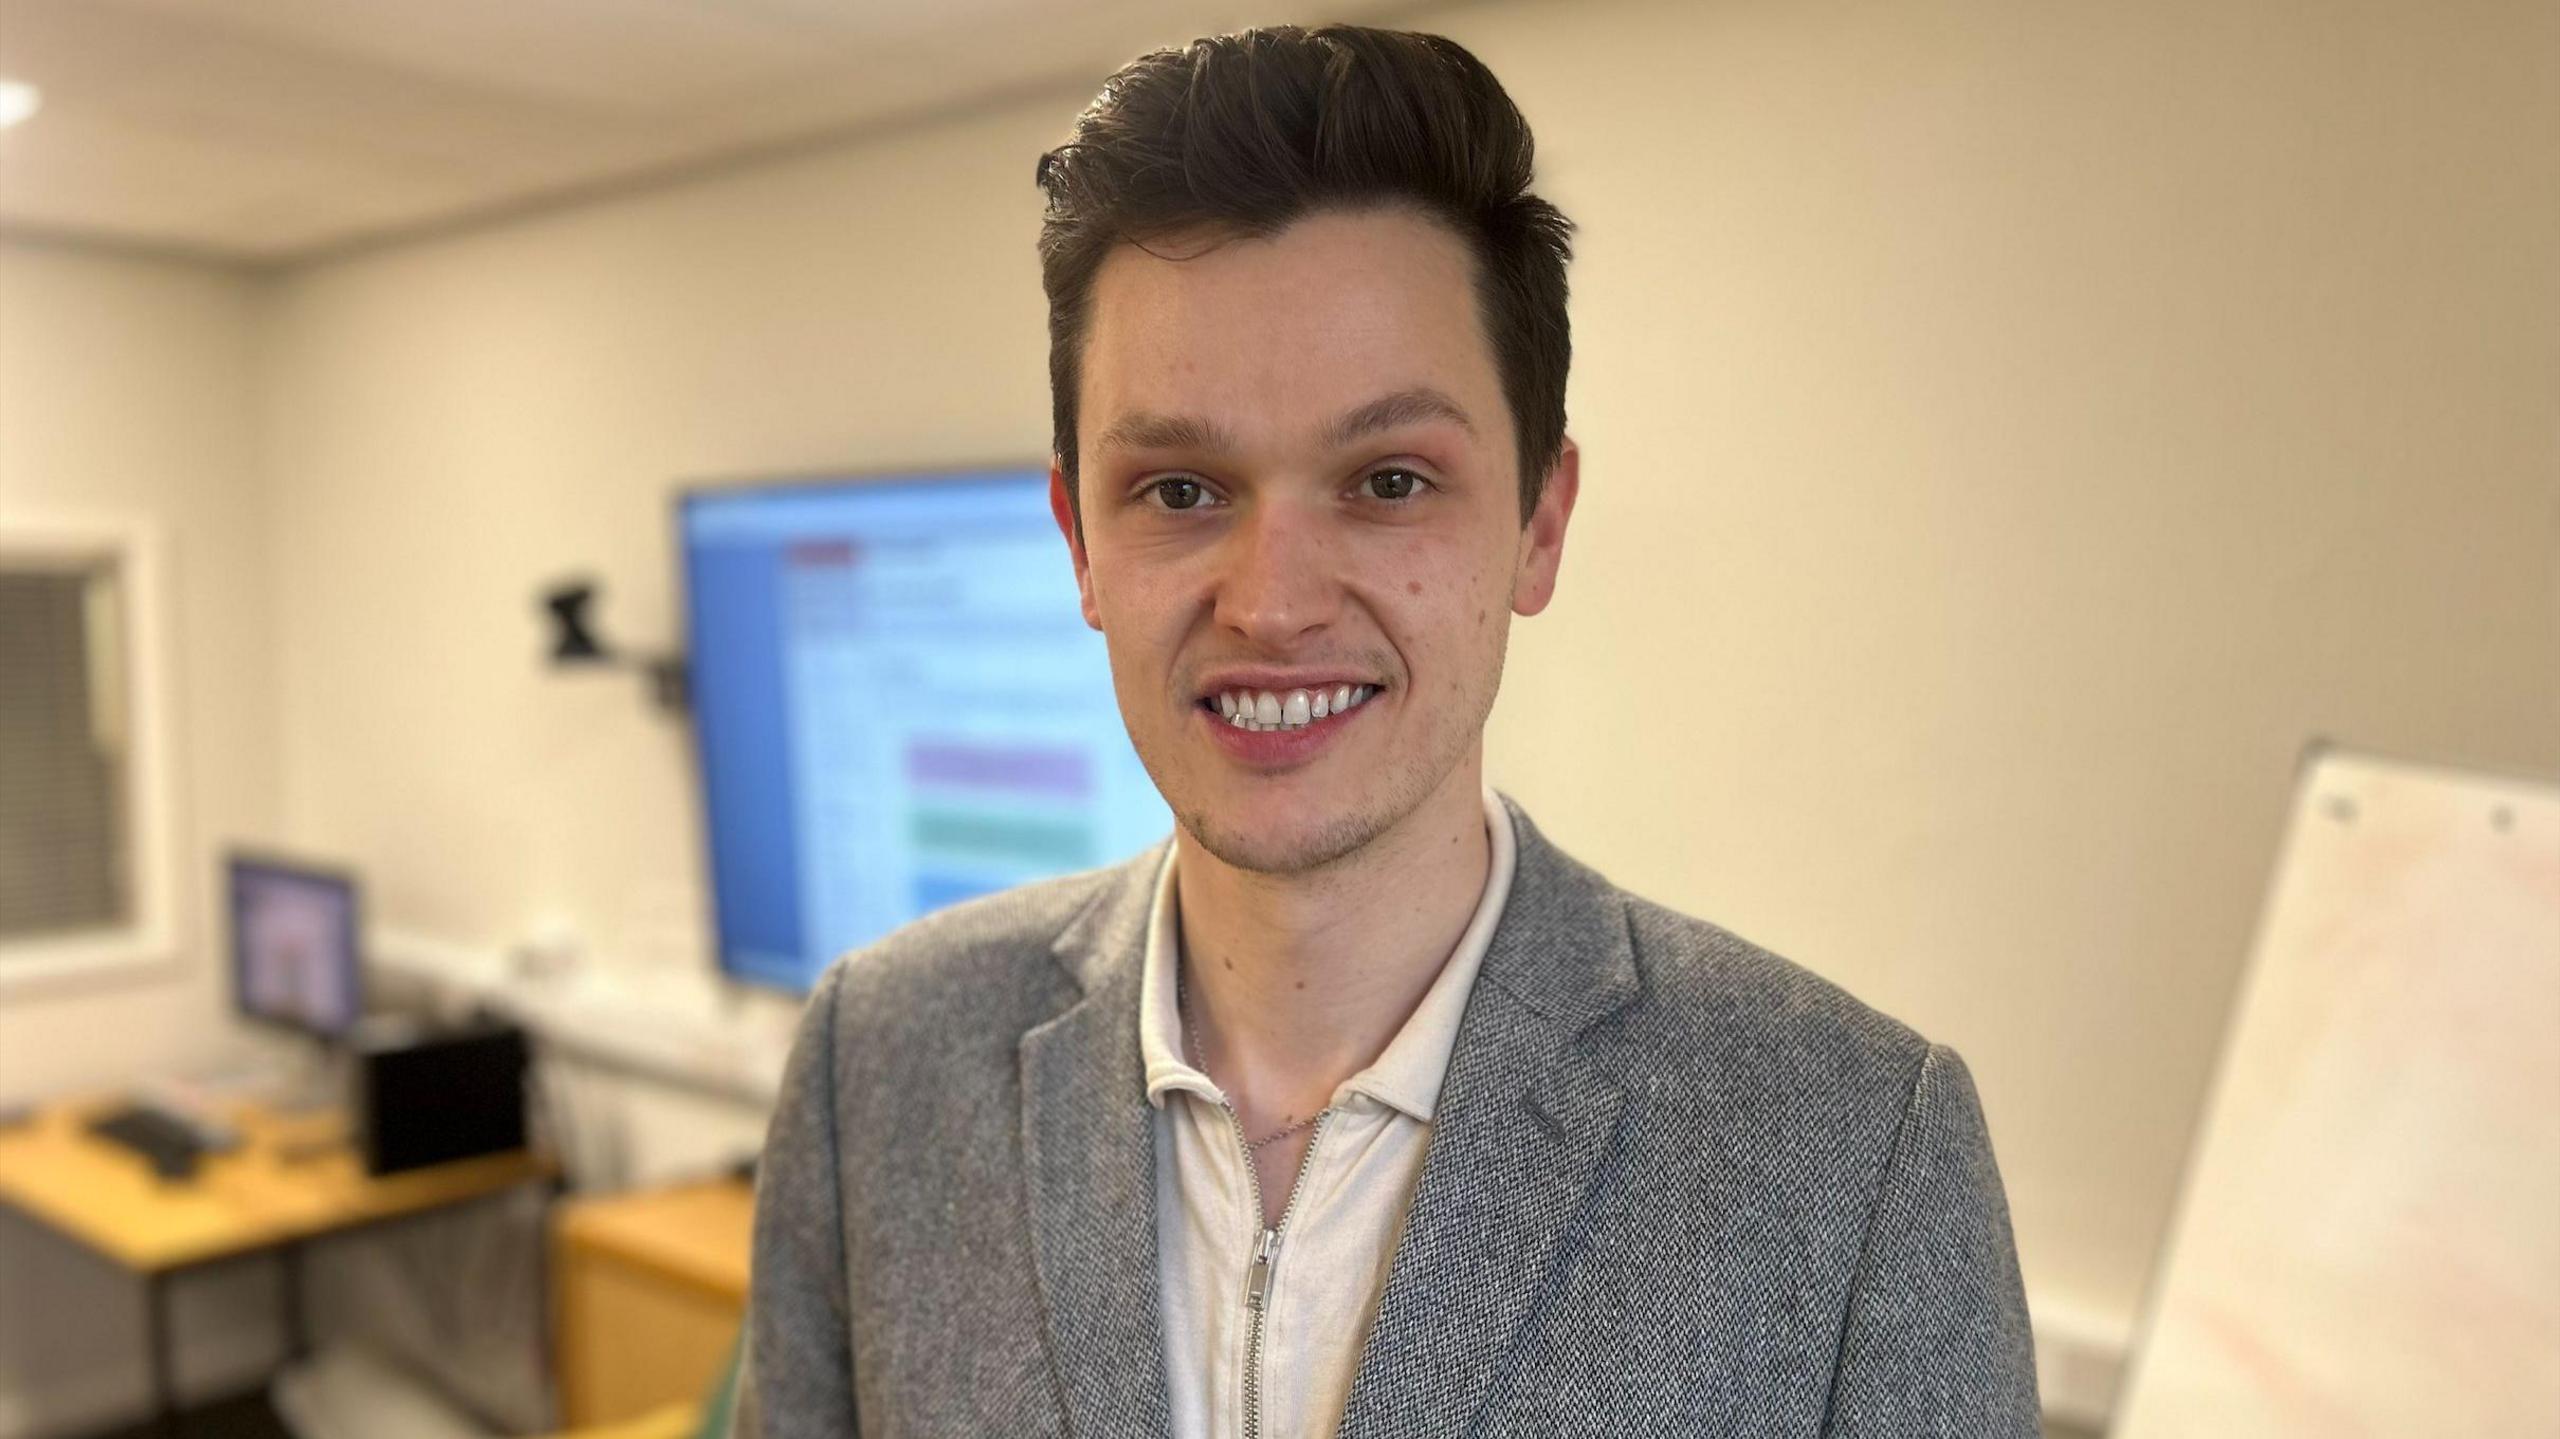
top-left (279, 1243), bottom-right (309, 1361)
top-left (142, 1269), bottom-right (180, 1439)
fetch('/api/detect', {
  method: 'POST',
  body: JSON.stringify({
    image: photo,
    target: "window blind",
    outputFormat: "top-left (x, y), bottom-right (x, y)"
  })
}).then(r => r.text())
top-left (0, 567), bottom-right (128, 940)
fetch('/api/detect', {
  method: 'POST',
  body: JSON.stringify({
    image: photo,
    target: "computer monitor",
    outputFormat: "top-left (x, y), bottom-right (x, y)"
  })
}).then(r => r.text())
top-left (680, 468), bottom-right (1173, 992)
top-left (226, 852), bottom-right (364, 1040)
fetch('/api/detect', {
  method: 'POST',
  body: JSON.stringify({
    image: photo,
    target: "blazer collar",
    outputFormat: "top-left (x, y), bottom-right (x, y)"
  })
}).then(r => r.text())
top-left (1468, 793), bottom-right (1641, 1035)
top-left (1017, 837), bottom-right (1176, 1439)
top-left (1335, 795), bottom-right (1640, 1435)
top-left (1021, 796), bottom-right (1639, 1438)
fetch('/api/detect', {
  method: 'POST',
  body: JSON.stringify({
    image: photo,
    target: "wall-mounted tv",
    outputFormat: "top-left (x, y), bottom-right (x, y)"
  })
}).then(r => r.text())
top-left (680, 468), bottom-right (1170, 992)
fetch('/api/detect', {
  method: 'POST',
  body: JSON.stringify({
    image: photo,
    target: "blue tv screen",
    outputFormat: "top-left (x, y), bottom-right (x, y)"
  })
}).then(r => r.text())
top-left (681, 469), bottom-right (1171, 992)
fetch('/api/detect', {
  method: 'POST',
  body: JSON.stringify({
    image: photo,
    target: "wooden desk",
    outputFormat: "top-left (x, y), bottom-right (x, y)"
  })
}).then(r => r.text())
top-left (552, 1178), bottom-right (752, 1428)
top-left (0, 1095), bottom-right (551, 1434)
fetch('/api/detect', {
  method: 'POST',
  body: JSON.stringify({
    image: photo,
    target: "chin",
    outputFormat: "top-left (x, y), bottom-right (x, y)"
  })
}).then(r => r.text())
top-left (1177, 800), bottom-right (1392, 876)
top-left (1170, 750), bottom-right (1462, 876)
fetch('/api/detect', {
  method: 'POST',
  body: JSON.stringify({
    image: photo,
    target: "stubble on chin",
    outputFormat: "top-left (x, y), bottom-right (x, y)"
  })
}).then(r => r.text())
top-left (1169, 729), bottom-right (1465, 877)
top-left (1175, 800), bottom-right (1393, 877)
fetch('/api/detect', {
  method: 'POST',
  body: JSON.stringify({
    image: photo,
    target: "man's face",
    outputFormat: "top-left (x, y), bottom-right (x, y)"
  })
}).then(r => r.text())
top-left (1053, 205), bottom-right (1578, 875)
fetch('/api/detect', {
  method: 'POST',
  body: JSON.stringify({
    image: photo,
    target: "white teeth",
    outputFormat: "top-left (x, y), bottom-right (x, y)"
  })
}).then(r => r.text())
top-left (1209, 682), bottom-right (1380, 732)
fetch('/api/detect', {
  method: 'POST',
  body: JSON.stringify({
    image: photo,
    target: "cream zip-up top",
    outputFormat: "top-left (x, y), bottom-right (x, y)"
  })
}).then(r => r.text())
top-left (1138, 787), bottom-right (1519, 1439)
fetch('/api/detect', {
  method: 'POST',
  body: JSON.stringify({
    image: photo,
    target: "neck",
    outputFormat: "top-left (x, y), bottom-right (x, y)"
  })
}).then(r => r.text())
top-left (1173, 759), bottom-right (1493, 1125)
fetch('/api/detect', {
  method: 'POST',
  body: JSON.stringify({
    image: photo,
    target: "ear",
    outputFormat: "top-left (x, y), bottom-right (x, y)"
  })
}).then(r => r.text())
top-left (1049, 460), bottom-right (1104, 631)
top-left (1511, 436), bottom-right (1580, 617)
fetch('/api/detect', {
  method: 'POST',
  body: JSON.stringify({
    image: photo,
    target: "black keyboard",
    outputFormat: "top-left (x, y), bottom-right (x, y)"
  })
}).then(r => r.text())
top-left (87, 1105), bottom-right (211, 1179)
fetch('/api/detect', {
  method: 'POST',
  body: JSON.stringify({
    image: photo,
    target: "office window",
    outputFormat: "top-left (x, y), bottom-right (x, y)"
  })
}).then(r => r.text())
top-left (0, 562), bottom-right (130, 937)
top-left (0, 520), bottom-right (173, 985)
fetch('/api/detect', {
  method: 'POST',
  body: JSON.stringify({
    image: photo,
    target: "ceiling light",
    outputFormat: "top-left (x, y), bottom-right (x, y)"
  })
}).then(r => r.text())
top-left (0, 81), bottom-right (40, 130)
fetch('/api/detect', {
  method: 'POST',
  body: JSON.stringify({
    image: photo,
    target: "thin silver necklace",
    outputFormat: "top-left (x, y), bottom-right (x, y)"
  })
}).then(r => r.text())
top-left (1176, 961), bottom-right (1329, 1153)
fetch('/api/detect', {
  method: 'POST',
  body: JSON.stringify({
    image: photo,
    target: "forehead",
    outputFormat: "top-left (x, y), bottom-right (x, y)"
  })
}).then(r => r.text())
top-left (1078, 207), bottom-right (1505, 456)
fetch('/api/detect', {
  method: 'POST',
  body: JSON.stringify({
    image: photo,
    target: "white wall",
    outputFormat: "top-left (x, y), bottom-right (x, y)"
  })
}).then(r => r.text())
top-left (0, 242), bottom-right (290, 1436)
top-left (0, 241), bottom-right (274, 1100)
top-left (8, 0), bottom-right (2556, 1426)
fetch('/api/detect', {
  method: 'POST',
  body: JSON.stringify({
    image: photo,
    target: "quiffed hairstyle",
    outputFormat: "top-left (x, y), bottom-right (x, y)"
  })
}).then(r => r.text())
top-left (1034, 25), bottom-right (1575, 523)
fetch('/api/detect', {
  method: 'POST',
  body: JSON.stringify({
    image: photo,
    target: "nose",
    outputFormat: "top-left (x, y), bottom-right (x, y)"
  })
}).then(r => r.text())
top-left (1211, 494), bottom-right (1338, 650)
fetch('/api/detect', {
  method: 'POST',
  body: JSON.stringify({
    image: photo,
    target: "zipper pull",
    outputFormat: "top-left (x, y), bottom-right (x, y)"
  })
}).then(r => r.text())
top-left (1246, 1228), bottom-right (1280, 1311)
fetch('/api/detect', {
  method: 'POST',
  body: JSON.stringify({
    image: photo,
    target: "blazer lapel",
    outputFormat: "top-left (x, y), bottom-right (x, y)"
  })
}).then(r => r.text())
top-left (1336, 799), bottom-right (1640, 1437)
top-left (1019, 850), bottom-right (1175, 1439)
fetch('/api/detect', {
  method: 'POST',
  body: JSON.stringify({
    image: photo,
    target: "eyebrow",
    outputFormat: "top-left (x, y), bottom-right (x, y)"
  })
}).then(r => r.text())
top-left (1094, 386), bottom-right (1477, 458)
top-left (1094, 411), bottom-right (1241, 456)
top-left (1324, 386), bottom-right (1478, 448)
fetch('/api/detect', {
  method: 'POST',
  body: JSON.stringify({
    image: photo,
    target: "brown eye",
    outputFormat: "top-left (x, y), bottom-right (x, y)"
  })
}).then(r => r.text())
top-left (1365, 469), bottom-right (1420, 501)
top-left (1153, 477), bottom-right (1206, 510)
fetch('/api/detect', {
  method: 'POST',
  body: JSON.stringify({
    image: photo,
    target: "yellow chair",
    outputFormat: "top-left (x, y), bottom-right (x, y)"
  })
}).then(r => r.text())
top-left (547, 1330), bottom-right (736, 1439)
top-left (551, 1399), bottom-right (698, 1439)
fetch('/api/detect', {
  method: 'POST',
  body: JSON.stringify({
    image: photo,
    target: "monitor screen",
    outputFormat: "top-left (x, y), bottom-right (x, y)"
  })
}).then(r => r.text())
top-left (228, 853), bottom-right (363, 1038)
top-left (681, 469), bottom-right (1171, 992)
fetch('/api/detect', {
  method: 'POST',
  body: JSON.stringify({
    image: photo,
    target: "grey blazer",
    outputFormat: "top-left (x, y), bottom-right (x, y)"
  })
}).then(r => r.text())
top-left (734, 798), bottom-right (2038, 1437)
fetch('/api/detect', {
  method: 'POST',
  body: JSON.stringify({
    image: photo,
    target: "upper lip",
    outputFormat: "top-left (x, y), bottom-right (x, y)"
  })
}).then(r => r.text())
top-left (1194, 668), bottom-right (1383, 700)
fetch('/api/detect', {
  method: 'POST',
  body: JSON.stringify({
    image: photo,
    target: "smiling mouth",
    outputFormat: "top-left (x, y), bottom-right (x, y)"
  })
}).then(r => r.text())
top-left (1198, 684), bottom-right (1380, 733)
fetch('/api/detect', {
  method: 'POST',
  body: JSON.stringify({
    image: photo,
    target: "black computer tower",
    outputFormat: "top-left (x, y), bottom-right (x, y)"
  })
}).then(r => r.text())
top-left (352, 1020), bottom-right (529, 1177)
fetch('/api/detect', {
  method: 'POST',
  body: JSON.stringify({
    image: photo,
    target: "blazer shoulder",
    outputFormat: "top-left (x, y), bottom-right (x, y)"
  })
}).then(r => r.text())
top-left (813, 852), bottom-right (1147, 1023)
top-left (1615, 891), bottom-right (1935, 1110)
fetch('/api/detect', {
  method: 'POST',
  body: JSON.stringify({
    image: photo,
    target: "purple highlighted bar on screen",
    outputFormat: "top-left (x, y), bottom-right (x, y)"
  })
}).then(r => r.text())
top-left (905, 741), bottom-right (1092, 798)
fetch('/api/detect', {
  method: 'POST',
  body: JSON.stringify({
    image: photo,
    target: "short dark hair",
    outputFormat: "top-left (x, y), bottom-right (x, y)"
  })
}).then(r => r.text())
top-left (1035, 24), bottom-right (1574, 524)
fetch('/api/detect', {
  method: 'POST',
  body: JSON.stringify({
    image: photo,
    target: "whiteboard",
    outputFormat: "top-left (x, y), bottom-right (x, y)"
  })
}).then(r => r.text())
top-left (2113, 747), bottom-right (2560, 1436)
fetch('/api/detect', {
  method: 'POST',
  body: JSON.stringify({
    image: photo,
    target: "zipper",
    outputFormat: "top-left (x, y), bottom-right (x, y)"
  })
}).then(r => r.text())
top-left (1226, 1104), bottom-right (1332, 1439)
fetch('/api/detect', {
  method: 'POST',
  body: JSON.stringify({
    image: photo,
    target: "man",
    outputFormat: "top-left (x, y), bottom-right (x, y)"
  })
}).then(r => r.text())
top-left (735, 23), bottom-right (2037, 1437)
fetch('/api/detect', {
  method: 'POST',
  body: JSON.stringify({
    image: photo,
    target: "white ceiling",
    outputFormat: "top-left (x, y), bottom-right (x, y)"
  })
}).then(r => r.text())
top-left (0, 0), bottom-right (1434, 267)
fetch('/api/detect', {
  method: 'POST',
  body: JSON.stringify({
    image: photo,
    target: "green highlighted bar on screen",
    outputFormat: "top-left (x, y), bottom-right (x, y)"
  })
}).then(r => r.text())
top-left (909, 808), bottom-right (1095, 869)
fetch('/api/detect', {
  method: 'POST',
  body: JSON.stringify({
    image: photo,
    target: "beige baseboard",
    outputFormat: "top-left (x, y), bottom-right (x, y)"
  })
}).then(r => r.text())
top-left (2032, 1289), bottom-right (2132, 1430)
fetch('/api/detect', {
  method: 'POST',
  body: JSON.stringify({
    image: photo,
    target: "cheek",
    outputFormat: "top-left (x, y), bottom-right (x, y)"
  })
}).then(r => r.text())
top-left (1086, 552), bottom-right (1198, 680)
top-left (1084, 545), bottom-right (1158, 625)
top-left (1382, 542), bottom-right (1509, 701)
